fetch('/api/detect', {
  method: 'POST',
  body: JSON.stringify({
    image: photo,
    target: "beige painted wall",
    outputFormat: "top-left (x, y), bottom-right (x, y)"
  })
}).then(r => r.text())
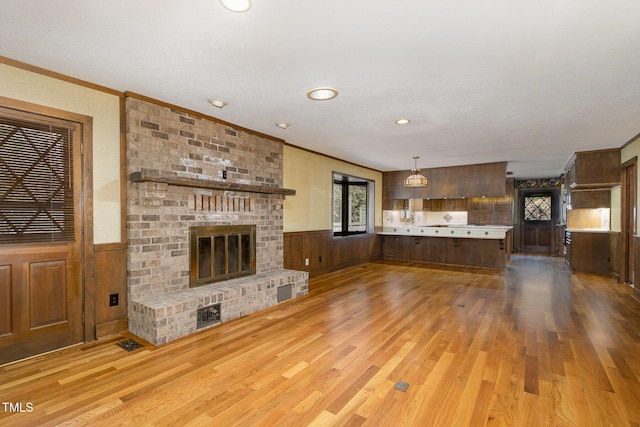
top-left (621, 133), bottom-right (640, 232)
top-left (283, 145), bottom-right (383, 233)
top-left (0, 63), bottom-right (122, 244)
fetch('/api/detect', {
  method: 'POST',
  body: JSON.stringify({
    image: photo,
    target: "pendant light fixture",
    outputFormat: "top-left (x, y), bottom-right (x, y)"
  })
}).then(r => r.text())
top-left (404, 156), bottom-right (428, 187)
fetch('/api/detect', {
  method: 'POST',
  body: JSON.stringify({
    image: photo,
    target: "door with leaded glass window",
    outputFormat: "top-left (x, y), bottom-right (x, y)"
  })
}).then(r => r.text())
top-left (0, 101), bottom-right (86, 364)
top-left (520, 190), bottom-right (558, 254)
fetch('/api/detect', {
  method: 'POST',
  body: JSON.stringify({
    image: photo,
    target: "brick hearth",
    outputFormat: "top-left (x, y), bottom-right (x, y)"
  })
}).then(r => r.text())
top-left (130, 269), bottom-right (308, 345)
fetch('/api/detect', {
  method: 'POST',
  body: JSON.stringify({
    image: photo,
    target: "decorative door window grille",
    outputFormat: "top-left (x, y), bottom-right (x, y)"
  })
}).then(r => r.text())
top-left (524, 195), bottom-right (552, 221)
top-left (0, 114), bottom-right (75, 243)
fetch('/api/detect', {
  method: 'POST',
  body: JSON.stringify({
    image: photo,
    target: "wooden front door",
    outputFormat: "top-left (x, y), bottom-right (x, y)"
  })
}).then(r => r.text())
top-left (519, 189), bottom-right (559, 254)
top-left (0, 102), bottom-right (86, 364)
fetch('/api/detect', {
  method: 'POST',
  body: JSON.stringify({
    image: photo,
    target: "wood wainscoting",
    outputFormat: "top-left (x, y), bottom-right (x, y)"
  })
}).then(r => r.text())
top-left (284, 230), bottom-right (382, 277)
top-left (94, 242), bottom-right (128, 338)
top-left (634, 236), bottom-right (640, 299)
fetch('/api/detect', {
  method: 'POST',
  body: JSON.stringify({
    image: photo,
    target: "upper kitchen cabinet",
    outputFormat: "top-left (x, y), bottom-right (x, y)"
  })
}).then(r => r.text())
top-left (565, 148), bottom-right (621, 189)
top-left (467, 178), bottom-right (514, 226)
top-left (570, 189), bottom-right (610, 209)
top-left (383, 161), bottom-right (507, 208)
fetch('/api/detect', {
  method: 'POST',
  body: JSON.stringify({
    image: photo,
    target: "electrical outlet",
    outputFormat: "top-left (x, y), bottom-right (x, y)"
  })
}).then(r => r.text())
top-left (222, 170), bottom-right (227, 179)
top-left (305, 258), bottom-right (309, 266)
top-left (109, 293), bottom-right (119, 307)
top-left (319, 256), bottom-right (322, 263)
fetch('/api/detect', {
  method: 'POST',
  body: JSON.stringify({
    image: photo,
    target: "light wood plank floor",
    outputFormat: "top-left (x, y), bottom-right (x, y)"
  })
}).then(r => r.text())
top-left (2, 255), bottom-right (640, 426)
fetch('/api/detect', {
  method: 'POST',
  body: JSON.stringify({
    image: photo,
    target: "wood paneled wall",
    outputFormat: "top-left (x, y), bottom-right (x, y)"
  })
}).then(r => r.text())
top-left (284, 230), bottom-right (382, 277)
top-left (609, 232), bottom-right (620, 281)
top-left (94, 242), bottom-right (128, 338)
top-left (634, 237), bottom-right (640, 299)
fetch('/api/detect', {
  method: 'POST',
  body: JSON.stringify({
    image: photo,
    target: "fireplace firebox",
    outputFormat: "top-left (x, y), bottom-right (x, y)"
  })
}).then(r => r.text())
top-left (189, 225), bottom-right (256, 287)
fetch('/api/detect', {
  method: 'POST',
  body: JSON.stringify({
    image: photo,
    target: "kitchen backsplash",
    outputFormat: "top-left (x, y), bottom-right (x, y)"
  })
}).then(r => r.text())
top-left (566, 208), bottom-right (610, 230)
top-left (383, 210), bottom-right (468, 227)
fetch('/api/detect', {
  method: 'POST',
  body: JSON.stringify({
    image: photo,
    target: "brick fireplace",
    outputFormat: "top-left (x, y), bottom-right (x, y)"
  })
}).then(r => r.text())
top-left (189, 224), bottom-right (256, 286)
top-left (125, 96), bottom-right (308, 345)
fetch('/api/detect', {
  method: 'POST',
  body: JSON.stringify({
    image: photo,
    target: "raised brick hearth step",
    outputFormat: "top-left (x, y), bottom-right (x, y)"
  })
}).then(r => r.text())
top-left (129, 269), bottom-right (308, 345)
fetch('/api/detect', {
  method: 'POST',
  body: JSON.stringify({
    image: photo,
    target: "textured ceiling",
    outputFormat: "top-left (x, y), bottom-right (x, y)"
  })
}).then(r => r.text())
top-left (1, 0), bottom-right (639, 178)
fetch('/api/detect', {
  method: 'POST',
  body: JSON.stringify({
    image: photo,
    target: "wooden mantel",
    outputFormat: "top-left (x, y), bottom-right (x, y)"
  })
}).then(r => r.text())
top-left (129, 171), bottom-right (296, 196)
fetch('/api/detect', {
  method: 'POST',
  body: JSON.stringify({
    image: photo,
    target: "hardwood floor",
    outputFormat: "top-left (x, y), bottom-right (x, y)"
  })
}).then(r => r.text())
top-left (1, 255), bottom-right (640, 426)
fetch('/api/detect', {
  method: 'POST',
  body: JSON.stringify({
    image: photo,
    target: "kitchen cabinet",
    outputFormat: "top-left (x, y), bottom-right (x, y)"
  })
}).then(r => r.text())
top-left (555, 224), bottom-right (565, 257)
top-left (382, 161), bottom-right (507, 208)
top-left (492, 206), bottom-right (513, 225)
top-left (442, 198), bottom-right (467, 211)
top-left (468, 210), bottom-right (491, 225)
top-left (468, 179), bottom-right (514, 226)
top-left (383, 235), bottom-right (409, 260)
top-left (570, 189), bottom-right (610, 209)
top-left (423, 199), bottom-right (443, 211)
top-left (565, 148), bottom-right (620, 189)
top-left (384, 177), bottom-right (514, 229)
top-left (467, 196), bottom-right (490, 211)
top-left (567, 231), bottom-right (609, 275)
top-left (381, 234), bottom-right (508, 269)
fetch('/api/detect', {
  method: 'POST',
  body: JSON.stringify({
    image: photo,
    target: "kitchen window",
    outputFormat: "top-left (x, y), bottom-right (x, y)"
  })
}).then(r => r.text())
top-left (332, 173), bottom-right (373, 236)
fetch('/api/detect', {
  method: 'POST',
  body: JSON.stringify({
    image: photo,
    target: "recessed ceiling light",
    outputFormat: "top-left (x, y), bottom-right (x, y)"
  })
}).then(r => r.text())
top-left (396, 118), bottom-right (410, 125)
top-left (208, 98), bottom-right (226, 108)
top-left (306, 87), bottom-right (339, 101)
top-left (275, 122), bottom-right (289, 129)
top-left (219, 0), bottom-right (251, 12)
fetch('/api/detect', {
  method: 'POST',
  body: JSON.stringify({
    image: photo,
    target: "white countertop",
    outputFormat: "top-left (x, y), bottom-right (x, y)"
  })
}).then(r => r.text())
top-left (564, 228), bottom-right (610, 233)
top-left (379, 225), bottom-right (513, 239)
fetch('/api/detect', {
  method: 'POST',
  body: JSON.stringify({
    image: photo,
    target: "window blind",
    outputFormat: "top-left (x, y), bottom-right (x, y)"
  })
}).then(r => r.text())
top-left (0, 116), bottom-right (75, 243)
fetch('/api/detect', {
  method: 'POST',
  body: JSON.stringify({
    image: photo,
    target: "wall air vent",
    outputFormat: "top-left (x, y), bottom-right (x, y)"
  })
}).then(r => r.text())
top-left (277, 284), bottom-right (293, 302)
top-left (197, 303), bottom-right (221, 329)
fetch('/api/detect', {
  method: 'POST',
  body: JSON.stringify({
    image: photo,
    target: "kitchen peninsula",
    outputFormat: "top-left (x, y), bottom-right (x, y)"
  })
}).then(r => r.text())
top-left (379, 220), bottom-right (513, 270)
top-left (380, 162), bottom-right (514, 270)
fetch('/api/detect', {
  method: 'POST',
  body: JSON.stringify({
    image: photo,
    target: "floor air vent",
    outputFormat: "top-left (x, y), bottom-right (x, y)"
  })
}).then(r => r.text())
top-left (197, 303), bottom-right (221, 329)
top-left (117, 339), bottom-right (144, 352)
top-left (277, 284), bottom-right (293, 302)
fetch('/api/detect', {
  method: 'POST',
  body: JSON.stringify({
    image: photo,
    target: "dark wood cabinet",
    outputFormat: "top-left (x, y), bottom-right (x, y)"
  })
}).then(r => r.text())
top-left (568, 232), bottom-right (609, 275)
top-left (468, 209), bottom-right (491, 226)
top-left (560, 149), bottom-right (616, 275)
top-left (468, 179), bottom-right (514, 226)
top-left (441, 198), bottom-right (467, 211)
top-left (387, 179), bottom-right (514, 229)
top-left (467, 196), bottom-right (490, 211)
top-left (555, 225), bottom-right (565, 257)
top-left (383, 161), bottom-right (507, 208)
top-left (382, 235), bottom-right (507, 269)
top-left (566, 148), bottom-right (620, 189)
top-left (570, 189), bottom-right (610, 209)
top-left (492, 206), bottom-right (513, 225)
top-left (423, 199), bottom-right (443, 211)
top-left (448, 237), bottom-right (504, 268)
top-left (383, 235), bottom-right (407, 259)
